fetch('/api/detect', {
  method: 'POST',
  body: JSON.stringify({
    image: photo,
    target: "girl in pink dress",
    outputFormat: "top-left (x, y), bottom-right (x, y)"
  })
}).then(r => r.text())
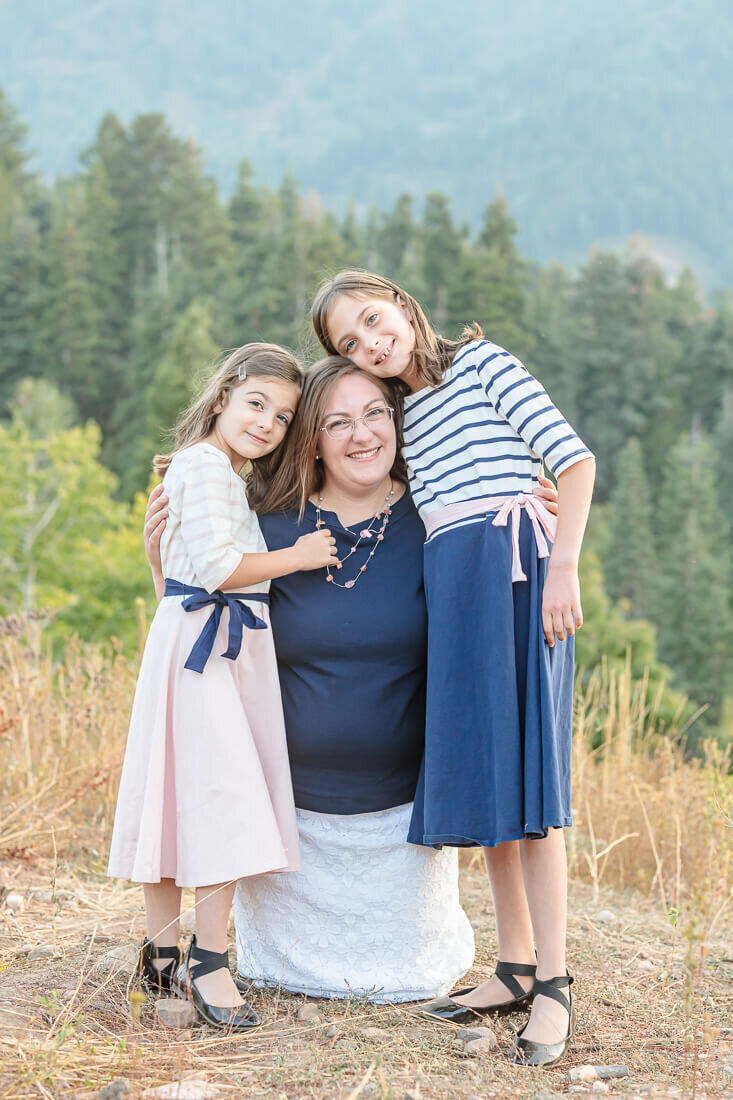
top-left (108, 343), bottom-right (337, 1030)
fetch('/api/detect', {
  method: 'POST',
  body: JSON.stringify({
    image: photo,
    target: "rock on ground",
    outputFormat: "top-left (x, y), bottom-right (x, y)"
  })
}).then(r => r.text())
top-left (94, 944), bottom-right (139, 977)
top-left (296, 1002), bottom-right (322, 1023)
top-left (98, 1080), bottom-right (131, 1100)
top-left (360, 1026), bottom-right (390, 1040)
top-left (464, 1035), bottom-right (497, 1056)
top-left (155, 998), bottom-right (197, 1029)
top-left (457, 1025), bottom-right (495, 1042)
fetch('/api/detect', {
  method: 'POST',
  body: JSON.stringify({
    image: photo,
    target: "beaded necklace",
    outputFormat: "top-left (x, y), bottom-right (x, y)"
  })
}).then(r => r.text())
top-left (315, 482), bottom-right (396, 590)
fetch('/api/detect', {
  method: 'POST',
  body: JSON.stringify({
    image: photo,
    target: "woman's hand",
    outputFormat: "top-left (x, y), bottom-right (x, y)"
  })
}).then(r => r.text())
top-left (532, 470), bottom-right (558, 516)
top-left (144, 483), bottom-right (168, 579)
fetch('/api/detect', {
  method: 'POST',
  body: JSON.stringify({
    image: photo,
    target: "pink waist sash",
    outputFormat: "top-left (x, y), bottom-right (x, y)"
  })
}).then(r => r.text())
top-left (422, 493), bottom-right (557, 583)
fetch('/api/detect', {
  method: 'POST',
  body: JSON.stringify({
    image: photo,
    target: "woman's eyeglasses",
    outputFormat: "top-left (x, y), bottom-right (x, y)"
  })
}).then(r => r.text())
top-left (319, 406), bottom-right (394, 440)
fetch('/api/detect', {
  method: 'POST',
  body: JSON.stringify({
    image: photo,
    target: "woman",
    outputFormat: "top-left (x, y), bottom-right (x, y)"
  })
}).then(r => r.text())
top-left (144, 357), bottom-right (559, 1002)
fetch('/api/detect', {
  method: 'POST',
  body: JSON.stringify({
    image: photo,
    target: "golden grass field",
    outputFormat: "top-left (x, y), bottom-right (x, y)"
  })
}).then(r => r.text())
top-left (1, 625), bottom-right (731, 1099)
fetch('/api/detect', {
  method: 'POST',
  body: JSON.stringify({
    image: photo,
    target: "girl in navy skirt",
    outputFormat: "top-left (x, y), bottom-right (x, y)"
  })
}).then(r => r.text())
top-left (312, 272), bottom-right (595, 1067)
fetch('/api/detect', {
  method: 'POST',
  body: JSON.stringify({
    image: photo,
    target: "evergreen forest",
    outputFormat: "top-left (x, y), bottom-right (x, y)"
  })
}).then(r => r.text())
top-left (1, 91), bottom-right (731, 748)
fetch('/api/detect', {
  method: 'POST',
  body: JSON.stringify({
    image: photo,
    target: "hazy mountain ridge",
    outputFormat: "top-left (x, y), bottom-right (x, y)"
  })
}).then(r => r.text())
top-left (2, 0), bottom-right (731, 283)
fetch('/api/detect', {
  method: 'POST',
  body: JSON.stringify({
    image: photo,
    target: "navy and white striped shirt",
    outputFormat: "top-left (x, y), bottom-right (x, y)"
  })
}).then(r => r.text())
top-left (403, 340), bottom-right (593, 522)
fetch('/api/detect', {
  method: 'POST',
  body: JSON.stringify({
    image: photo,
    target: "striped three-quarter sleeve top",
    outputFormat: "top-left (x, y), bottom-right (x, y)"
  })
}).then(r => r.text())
top-left (160, 442), bottom-right (268, 594)
top-left (402, 339), bottom-right (594, 523)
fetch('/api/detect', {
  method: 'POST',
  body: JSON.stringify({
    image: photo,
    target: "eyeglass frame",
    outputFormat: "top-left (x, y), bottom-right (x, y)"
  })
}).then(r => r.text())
top-left (318, 405), bottom-right (395, 439)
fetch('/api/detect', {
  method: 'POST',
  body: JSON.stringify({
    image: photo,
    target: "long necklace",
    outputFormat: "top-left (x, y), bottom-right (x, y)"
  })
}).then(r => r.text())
top-left (315, 482), bottom-right (395, 590)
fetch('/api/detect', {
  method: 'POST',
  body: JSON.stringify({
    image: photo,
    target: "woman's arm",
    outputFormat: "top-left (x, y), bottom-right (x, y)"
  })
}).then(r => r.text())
top-left (542, 455), bottom-right (596, 647)
top-left (144, 484), bottom-right (167, 603)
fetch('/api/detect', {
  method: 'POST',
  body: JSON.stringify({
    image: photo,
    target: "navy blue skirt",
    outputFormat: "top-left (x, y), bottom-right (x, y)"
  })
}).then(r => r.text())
top-left (407, 509), bottom-right (575, 849)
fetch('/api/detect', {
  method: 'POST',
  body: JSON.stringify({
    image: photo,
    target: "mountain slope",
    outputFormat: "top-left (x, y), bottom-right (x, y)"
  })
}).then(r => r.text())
top-left (1, 0), bottom-right (731, 283)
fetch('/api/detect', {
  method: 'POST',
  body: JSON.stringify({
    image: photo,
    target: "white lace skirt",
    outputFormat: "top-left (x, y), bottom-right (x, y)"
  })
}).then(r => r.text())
top-left (233, 802), bottom-right (474, 1002)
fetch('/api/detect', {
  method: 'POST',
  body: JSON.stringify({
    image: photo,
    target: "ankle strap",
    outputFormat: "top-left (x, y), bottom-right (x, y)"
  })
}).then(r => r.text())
top-left (142, 938), bottom-right (180, 961)
top-left (533, 973), bottom-right (574, 1014)
top-left (495, 960), bottom-right (537, 1000)
top-left (188, 938), bottom-right (230, 980)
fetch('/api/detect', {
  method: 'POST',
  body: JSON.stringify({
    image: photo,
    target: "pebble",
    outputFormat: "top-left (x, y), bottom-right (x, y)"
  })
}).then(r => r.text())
top-left (457, 1025), bottom-right (495, 1042)
top-left (179, 909), bottom-right (196, 933)
top-left (635, 958), bottom-right (655, 972)
top-left (5, 893), bottom-right (24, 912)
top-left (325, 1024), bottom-right (338, 1038)
top-left (16, 943), bottom-right (33, 956)
top-left (592, 1084), bottom-right (610, 1095)
top-left (464, 1035), bottom-right (496, 1056)
top-left (296, 1002), bottom-right (322, 1023)
top-left (452, 1038), bottom-right (466, 1051)
top-left (594, 1066), bottom-right (630, 1080)
top-left (30, 889), bottom-right (53, 903)
top-left (155, 998), bottom-right (197, 1029)
top-left (568, 1065), bottom-right (600, 1083)
top-left (98, 1080), bottom-right (131, 1100)
top-left (336, 1039), bottom-right (358, 1051)
top-left (143, 1083), bottom-right (221, 1099)
top-left (596, 909), bottom-right (616, 923)
top-left (360, 1026), bottom-right (390, 1040)
top-left (27, 945), bottom-right (59, 961)
top-left (84, 932), bottom-right (111, 945)
top-left (94, 944), bottom-right (139, 977)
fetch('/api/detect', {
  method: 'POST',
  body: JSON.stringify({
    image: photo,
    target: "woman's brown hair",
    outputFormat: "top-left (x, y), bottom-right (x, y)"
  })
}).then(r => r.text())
top-left (153, 343), bottom-right (303, 508)
top-left (251, 356), bottom-right (407, 517)
top-left (310, 269), bottom-right (482, 390)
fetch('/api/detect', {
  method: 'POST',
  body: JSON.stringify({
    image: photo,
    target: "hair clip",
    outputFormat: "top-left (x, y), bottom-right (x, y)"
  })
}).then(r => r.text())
top-left (237, 362), bottom-right (247, 381)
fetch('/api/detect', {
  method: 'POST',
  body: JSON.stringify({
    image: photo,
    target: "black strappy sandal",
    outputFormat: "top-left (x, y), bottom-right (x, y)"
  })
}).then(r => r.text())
top-left (511, 972), bottom-right (574, 1067)
top-left (173, 936), bottom-right (261, 1031)
top-left (419, 960), bottom-right (536, 1025)
top-left (138, 938), bottom-right (182, 995)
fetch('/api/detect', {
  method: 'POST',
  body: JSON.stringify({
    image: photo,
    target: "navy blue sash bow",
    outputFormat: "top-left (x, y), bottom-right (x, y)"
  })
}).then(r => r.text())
top-left (164, 579), bottom-right (270, 674)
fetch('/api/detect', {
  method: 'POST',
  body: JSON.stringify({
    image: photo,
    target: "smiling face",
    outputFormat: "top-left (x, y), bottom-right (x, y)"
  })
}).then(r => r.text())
top-left (209, 376), bottom-right (299, 467)
top-left (326, 292), bottom-right (417, 384)
top-left (316, 373), bottom-right (397, 498)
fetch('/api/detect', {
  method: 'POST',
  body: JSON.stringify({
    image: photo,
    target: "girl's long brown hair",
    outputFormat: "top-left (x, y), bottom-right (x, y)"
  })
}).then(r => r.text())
top-left (310, 269), bottom-right (482, 389)
top-left (153, 343), bottom-right (303, 510)
top-left (250, 356), bottom-right (408, 518)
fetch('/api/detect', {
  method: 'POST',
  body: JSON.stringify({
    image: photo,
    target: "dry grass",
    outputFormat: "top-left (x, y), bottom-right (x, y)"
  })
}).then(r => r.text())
top-left (0, 625), bottom-right (731, 1098)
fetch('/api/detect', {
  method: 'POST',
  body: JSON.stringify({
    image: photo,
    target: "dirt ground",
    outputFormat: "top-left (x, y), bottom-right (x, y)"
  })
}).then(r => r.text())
top-left (0, 856), bottom-right (731, 1099)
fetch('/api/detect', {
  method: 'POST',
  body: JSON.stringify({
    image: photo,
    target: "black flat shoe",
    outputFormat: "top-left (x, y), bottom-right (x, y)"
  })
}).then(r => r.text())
top-left (419, 961), bottom-right (537, 1025)
top-left (173, 936), bottom-right (261, 1032)
top-left (510, 972), bottom-right (574, 1068)
top-left (138, 938), bottom-right (181, 995)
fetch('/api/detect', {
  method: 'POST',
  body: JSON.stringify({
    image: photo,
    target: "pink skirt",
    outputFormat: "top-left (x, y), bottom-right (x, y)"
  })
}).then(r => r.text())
top-left (108, 596), bottom-right (301, 887)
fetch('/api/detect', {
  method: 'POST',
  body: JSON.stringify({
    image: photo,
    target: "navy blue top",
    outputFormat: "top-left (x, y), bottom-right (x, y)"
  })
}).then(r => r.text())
top-left (260, 490), bottom-right (427, 815)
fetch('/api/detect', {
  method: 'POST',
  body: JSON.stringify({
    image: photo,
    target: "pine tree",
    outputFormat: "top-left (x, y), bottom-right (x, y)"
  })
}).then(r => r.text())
top-left (0, 91), bottom-right (44, 407)
top-left (604, 438), bottom-right (655, 619)
top-left (654, 432), bottom-right (731, 728)
top-left (123, 300), bottom-right (219, 496)
top-left (35, 180), bottom-right (103, 422)
top-left (421, 192), bottom-right (461, 328)
top-left (573, 250), bottom-right (644, 500)
top-left (378, 194), bottom-right (416, 279)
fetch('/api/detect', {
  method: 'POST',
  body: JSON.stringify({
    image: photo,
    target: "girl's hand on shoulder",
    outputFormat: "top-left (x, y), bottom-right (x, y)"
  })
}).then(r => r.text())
top-left (533, 471), bottom-right (559, 517)
top-left (144, 483), bottom-right (168, 573)
top-left (294, 529), bottom-right (339, 571)
top-left (541, 562), bottom-right (582, 647)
